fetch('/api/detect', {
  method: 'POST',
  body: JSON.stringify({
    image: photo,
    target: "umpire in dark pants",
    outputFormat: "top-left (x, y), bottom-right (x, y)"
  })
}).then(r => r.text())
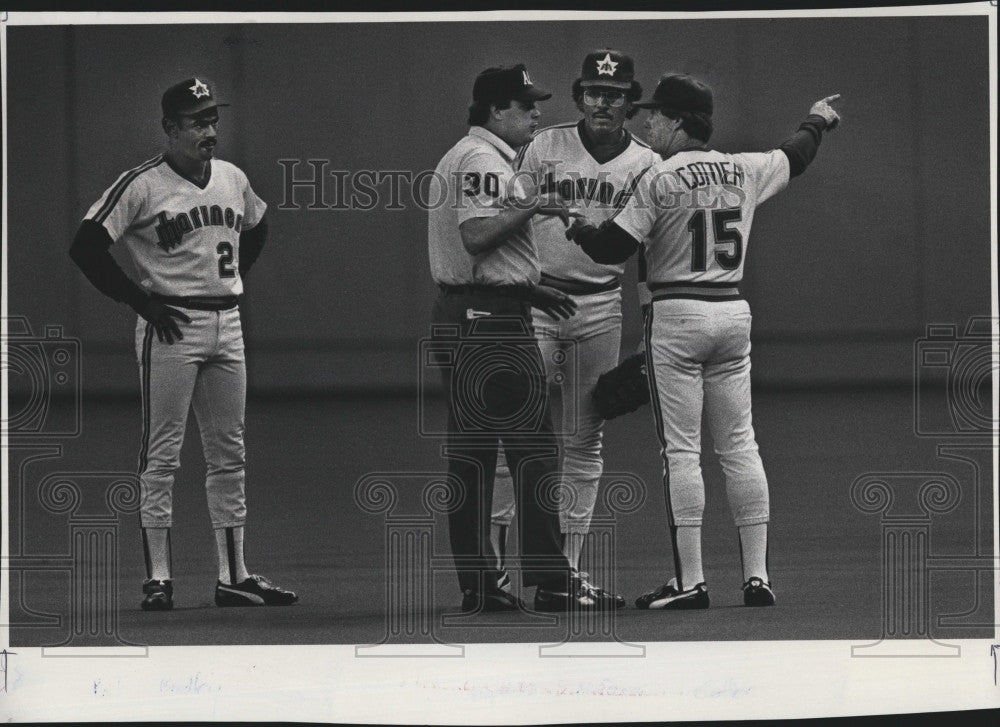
top-left (428, 65), bottom-right (600, 612)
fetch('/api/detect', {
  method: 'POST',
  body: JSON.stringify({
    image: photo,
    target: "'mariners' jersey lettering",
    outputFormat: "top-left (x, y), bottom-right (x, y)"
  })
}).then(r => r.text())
top-left (540, 172), bottom-right (619, 206)
top-left (519, 123), bottom-right (660, 286)
top-left (155, 206), bottom-right (245, 251)
top-left (84, 155), bottom-right (267, 297)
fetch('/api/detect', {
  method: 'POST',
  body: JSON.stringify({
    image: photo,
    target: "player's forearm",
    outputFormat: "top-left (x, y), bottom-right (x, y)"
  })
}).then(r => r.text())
top-left (238, 215), bottom-right (268, 278)
top-left (636, 243), bottom-right (652, 310)
top-left (570, 220), bottom-right (640, 265)
top-left (460, 204), bottom-right (538, 256)
top-left (69, 220), bottom-right (147, 310)
top-left (779, 115), bottom-right (829, 177)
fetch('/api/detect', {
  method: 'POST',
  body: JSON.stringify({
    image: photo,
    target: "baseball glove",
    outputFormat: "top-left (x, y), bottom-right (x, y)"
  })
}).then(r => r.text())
top-left (592, 352), bottom-right (651, 420)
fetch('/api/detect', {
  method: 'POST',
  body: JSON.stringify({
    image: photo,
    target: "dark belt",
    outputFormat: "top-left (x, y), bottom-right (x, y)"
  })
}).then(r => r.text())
top-left (152, 294), bottom-right (239, 311)
top-left (649, 281), bottom-right (742, 302)
top-left (438, 283), bottom-right (535, 302)
top-left (540, 273), bottom-right (621, 296)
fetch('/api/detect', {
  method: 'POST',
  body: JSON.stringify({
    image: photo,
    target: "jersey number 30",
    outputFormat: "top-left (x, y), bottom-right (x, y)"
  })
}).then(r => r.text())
top-left (688, 208), bottom-right (743, 272)
top-left (463, 172), bottom-right (500, 198)
top-left (217, 241), bottom-right (236, 278)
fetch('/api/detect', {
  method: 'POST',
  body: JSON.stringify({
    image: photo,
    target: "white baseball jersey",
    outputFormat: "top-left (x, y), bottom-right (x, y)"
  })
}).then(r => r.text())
top-left (615, 148), bottom-right (789, 291)
top-left (428, 126), bottom-right (538, 286)
top-left (517, 122), bottom-right (659, 286)
top-left (85, 155), bottom-right (267, 297)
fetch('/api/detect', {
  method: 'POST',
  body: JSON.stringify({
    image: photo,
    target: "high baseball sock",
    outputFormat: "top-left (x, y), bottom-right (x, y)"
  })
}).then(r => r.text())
top-left (738, 523), bottom-right (769, 583)
top-left (562, 532), bottom-right (585, 572)
top-left (490, 523), bottom-right (508, 571)
top-left (215, 526), bottom-right (250, 585)
top-left (673, 525), bottom-right (705, 590)
top-left (142, 527), bottom-right (171, 581)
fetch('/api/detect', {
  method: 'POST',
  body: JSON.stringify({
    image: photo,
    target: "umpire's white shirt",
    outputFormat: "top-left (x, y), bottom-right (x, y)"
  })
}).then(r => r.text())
top-left (428, 126), bottom-right (539, 287)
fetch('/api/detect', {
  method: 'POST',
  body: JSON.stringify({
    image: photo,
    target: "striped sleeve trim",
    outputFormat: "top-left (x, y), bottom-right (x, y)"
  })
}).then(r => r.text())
top-left (514, 132), bottom-right (542, 170)
top-left (91, 155), bottom-right (164, 224)
top-left (513, 122), bottom-right (576, 169)
top-left (611, 163), bottom-right (654, 215)
top-left (513, 139), bottom-right (532, 170)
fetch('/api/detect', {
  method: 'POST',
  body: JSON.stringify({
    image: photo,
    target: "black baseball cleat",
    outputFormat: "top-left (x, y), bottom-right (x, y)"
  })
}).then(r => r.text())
top-left (461, 587), bottom-right (524, 613)
top-left (577, 571), bottom-right (626, 609)
top-left (635, 578), bottom-right (709, 610)
top-left (533, 574), bottom-right (616, 612)
top-left (742, 577), bottom-right (776, 607)
top-left (215, 574), bottom-right (299, 607)
top-left (141, 578), bottom-right (174, 611)
top-left (496, 569), bottom-right (512, 592)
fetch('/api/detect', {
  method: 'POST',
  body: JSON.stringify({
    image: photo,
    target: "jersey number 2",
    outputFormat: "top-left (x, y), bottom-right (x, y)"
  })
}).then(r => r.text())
top-left (217, 241), bottom-right (236, 278)
top-left (688, 208), bottom-right (743, 272)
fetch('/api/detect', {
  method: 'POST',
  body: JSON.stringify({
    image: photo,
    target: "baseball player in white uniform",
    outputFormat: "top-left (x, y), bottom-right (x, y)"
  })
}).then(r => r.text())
top-left (490, 50), bottom-right (658, 607)
top-left (566, 73), bottom-right (841, 608)
top-left (428, 64), bottom-right (618, 613)
top-left (69, 77), bottom-right (297, 610)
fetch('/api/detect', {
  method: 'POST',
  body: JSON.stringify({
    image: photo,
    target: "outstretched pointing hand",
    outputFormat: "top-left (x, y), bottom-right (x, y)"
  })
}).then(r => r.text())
top-left (810, 94), bottom-right (841, 130)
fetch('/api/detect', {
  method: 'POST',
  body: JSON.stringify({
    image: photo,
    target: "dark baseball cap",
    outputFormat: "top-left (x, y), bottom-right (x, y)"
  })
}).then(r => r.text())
top-left (635, 73), bottom-right (713, 115)
top-left (472, 64), bottom-right (552, 104)
top-left (578, 49), bottom-right (635, 89)
top-left (161, 77), bottom-right (229, 118)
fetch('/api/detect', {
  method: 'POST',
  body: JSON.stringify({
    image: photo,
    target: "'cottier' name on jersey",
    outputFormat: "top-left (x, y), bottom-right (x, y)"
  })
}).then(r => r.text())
top-left (675, 161), bottom-right (746, 190)
top-left (155, 205), bottom-right (245, 251)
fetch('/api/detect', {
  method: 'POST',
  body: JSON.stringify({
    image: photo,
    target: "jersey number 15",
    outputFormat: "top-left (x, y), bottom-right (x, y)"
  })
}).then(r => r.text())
top-left (687, 208), bottom-right (743, 272)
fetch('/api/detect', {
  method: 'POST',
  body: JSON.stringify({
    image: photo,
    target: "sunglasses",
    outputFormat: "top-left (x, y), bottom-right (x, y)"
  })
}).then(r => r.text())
top-left (582, 89), bottom-right (627, 108)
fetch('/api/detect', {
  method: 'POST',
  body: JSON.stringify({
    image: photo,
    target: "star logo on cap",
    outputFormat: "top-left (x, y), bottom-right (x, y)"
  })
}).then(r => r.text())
top-left (189, 79), bottom-right (211, 99)
top-left (596, 53), bottom-right (618, 76)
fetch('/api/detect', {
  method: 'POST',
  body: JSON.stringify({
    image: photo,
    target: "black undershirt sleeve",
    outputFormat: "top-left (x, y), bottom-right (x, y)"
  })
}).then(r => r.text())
top-left (238, 214), bottom-right (268, 278)
top-left (778, 114), bottom-right (829, 178)
top-left (572, 219), bottom-right (641, 265)
top-left (68, 219), bottom-right (147, 310)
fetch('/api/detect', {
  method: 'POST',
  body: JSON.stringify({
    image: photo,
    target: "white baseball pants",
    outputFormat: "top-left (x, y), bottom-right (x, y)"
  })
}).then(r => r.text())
top-left (493, 287), bottom-right (623, 534)
top-left (645, 297), bottom-right (769, 527)
top-left (134, 307), bottom-right (247, 529)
